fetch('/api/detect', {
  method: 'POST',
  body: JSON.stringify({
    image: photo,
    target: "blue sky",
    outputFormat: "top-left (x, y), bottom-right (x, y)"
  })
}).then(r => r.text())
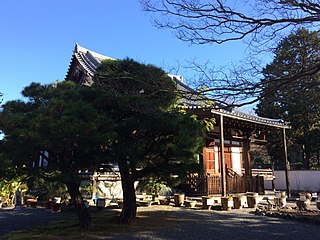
top-left (0, 0), bottom-right (246, 104)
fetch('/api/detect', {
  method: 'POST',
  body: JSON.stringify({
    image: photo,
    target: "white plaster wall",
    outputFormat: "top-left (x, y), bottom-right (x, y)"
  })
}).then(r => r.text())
top-left (231, 147), bottom-right (242, 175)
top-left (270, 170), bottom-right (320, 192)
top-left (264, 180), bottom-right (274, 190)
top-left (97, 180), bottom-right (123, 199)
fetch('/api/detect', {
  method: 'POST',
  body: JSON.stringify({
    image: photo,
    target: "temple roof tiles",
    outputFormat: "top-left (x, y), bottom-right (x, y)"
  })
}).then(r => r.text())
top-left (66, 43), bottom-right (289, 129)
top-left (73, 43), bottom-right (113, 76)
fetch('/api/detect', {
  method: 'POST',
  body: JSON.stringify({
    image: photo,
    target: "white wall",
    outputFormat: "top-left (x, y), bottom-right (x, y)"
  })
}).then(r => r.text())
top-left (96, 180), bottom-right (123, 199)
top-left (270, 170), bottom-right (320, 192)
top-left (231, 147), bottom-right (242, 175)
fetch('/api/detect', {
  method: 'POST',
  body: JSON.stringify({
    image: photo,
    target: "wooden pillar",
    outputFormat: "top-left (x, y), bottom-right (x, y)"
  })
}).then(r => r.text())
top-left (92, 171), bottom-right (97, 200)
top-left (271, 166), bottom-right (275, 191)
top-left (219, 115), bottom-right (227, 197)
top-left (283, 128), bottom-right (291, 197)
top-left (243, 132), bottom-right (252, 176)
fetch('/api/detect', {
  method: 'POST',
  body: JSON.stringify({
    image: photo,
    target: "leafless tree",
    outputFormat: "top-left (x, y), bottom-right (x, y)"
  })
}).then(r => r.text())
top-left (141, 0), bottom-right (320, 107)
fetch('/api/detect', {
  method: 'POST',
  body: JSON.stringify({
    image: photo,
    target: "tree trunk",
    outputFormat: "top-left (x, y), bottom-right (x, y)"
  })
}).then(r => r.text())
top-left (118, 160), bottom-right (137, 224)
top-left (66, 182), bottom-right (92, 230)
top-left (305, 151), bottom-right (311, 170)
top-left (303, 145), bottom-right (311, 170)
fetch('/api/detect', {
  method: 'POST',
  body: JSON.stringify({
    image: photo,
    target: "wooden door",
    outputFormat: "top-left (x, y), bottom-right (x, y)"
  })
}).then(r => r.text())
top-left (203, 146), bottom-right (235, 175)
top-left (203, 147), bottom-right (216, 174)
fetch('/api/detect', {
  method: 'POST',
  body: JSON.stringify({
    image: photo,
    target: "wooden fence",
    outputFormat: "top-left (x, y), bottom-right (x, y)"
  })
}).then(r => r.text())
top-left (181, 173), bottom-right (265, 196)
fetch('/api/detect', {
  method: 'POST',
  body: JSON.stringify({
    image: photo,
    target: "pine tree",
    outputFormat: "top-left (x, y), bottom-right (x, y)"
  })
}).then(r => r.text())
top-left (257, 28), bottom-right (320, 169)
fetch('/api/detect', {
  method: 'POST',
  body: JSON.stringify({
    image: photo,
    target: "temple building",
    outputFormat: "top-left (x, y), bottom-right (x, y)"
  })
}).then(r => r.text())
top-left (65, 44), bottom-right (290, 196)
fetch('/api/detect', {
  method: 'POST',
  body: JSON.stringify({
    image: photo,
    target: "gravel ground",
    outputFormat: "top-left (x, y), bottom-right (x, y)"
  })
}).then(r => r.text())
top-left (1, 204), bottom-right (320, 239)
top-left (108, 205), bottom-right (320, 240)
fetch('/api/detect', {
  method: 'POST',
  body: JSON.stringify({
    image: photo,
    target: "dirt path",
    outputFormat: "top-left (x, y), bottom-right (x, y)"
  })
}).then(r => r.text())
top-left (107, 205), bottom-right (320, 240)
top-left (1, 205), bottom-right (320, 239)
top-left (0, 207), bottom-right (75, 236)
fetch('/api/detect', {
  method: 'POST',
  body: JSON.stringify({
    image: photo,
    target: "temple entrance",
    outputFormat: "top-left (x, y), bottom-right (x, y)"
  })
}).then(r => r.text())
top-left (203, 145), bottom-right (242, 176)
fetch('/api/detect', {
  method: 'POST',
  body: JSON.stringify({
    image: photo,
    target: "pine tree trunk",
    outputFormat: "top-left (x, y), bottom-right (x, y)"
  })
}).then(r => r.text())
top-left (305, 151), bottom-right (311, 170)
top-left (66, 182), bottom-right (92, 230)
top-left (303, 145), bottom-right (311, 170)
top-left (118, 160), bottom-right (137, 224)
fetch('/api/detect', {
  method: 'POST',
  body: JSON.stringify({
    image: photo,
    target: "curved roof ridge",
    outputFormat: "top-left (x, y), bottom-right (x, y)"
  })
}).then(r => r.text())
top-left (74, 43), bottom-right (112, 61)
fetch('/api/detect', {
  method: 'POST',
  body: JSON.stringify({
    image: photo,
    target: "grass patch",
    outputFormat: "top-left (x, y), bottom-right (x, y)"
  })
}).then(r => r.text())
top-left (2, 219), bottom-right (83, 240)
top-left (1, 206), bottom-right (183, 239)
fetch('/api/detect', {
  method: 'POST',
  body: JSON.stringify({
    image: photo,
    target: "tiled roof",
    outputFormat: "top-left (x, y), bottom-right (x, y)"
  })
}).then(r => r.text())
top-left (66, 43), bottom-right (289, 129)
top-left (73, 43), bottom-right (113, 76)
top-left (178, 103), bottom-right (288, 128)
top-left (214, 108), bottom-right (288, 128)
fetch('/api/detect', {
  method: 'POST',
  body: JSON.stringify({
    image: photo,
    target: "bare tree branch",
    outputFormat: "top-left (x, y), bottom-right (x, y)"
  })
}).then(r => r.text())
top-left (141, 0), bottom-right (320, 44)
top-left (141, 0), bottom-right (320, 107)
